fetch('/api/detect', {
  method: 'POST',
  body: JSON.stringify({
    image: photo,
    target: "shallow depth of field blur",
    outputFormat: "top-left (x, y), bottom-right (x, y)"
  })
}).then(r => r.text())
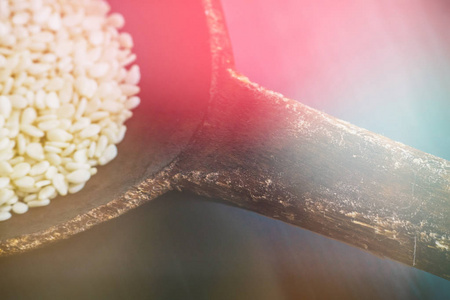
top-left (0, 1), bottom-right (448, 299)
top-left (223, 0), bottom-right (450, 159)
top-left (221, 0), bottom-right (450, 298)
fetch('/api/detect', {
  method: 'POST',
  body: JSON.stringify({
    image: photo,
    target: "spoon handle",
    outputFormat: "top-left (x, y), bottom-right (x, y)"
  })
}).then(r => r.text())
top-left (168, 68), bottom-right (450, 280)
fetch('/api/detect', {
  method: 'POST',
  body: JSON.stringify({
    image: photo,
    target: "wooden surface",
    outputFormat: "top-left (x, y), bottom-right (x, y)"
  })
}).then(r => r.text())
top-left (0, 0), bottom-right (211, 254)
top-left (0, 0), bottom-right (448, 282)
top-left (0, 0), bottom-right (449, 297)
top-left (164, 0), bottom-right (450, 279)
top-left (2, 192), bottom-right (449, 300)
top-left (169, 67), bottom-right (450, 279)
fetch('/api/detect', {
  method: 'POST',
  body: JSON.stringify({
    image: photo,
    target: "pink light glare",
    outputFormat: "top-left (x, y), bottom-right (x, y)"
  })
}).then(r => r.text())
top-left (107, 0), bottom-right (212, 134)
top-left (221, 0), bottom-right (450, 158)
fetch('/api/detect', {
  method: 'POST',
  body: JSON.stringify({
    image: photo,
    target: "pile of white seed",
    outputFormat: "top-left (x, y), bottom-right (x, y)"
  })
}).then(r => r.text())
top-left (0, 0), bottom-right (141, 221)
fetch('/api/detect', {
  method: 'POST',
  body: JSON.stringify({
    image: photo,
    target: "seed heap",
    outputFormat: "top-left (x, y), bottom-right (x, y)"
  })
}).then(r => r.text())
top-left (0, 0), bottom-right (141, 221)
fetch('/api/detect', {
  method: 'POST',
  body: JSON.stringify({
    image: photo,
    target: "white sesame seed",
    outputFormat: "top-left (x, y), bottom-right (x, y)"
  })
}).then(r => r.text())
top-left (88, 63), bottom-right (110, 78)
top-left (45, 91), bottom-right (60, 109)
top-left (89, 167), bottom-right (97, 176)
top-left (125, 65), bottom-right (141, 85)
top-left (88, 111), bottom-right (109, 122)
top-left (116, 125), bottom-right (127, 143)
top-left (125, 96), bottom-right (141, 110)
top-left (73, 149), bottom-right (88, 163)
top-left (57, 104), bottom-right (75, 118)
top-left (101, 101), bottom-right (122, 113)
top-left (61, 144), bottom-right (76, 157)
top-left (17, 135), bottom-right (25, 155)
top-left (14, 176), bottom-right (35, 189)
top-left (12, 12), bottom-right (30, 25)
top-left (0, 96), bottom-right (12, 118)
top-left (12, 202), bottom-right (28, 214)
top-left (21, 124), bottom-right (45, 137)
top-left (75, 97), bottom-right (87, 119)
top-left (38, 119), bottom-right (61, 131)
top-left (46, 77), bottom-right (64, 91)
top-left (21, 107), bottom-right (37, 124)
top-left (35, 180), bottom-right (51, 188)
top-left (0, 177), bottom-right (10, 189)
top-left (47, 13), bottom-right (62, 31)
top-left (120, 53), bottom-right (137, 67)
top-left (27, 199), bottom-right (50, 207)
top-left (23, 194), bottom-right (37, 202)
top-left (10, 95), bottom-right (28, 109)
top-left (26, 142), bottom-right (45, 160)
top-left (119, 84), bottom-right (140, 96)
top-left (0, 137), bottom-right (10, 151)
top-left (47, 128), bottom-right (73, 142)
top-left (70, 117), bottom-right (90, 132)
top-left (11, 162), bottom-right (31, 179)
top-left (107, 13), bottom-right (125, 28)
top-left (52, 173), bottom-right (67, 196)
top-left (0, 189), bottom-right (14, 205)
top-left (44, 166), bottom-right (58, 180)
top-left (89, 30), bottom-right (104, 46)
top-left (28, 63), bottom-right (51, 75)
top-left (46, 141), bottom-right (70, 148)
top-left (75, 76), bottom-right (98, 98)
top-left (36, 114), bottom-right (57, 122)
top-left (88, 141), bottom-right (96, 158)
top-left (38, 186), bottom-right (55, 200)
top-left (46, 153), bottom-right (62, 166)
top-left (99, 144), bottom-right (117, 166)
top-left (30, 161), bottom-right (50, 176)
top-left (7, 195), bottom-right (18, 205)
top-left (66, 169), bottom-right (90, 184)
top-left (44, 145), bottom-right (62, 153)
top-left (33, 6), bottom-right (51, 24)
top-left (65, 162), bottom-right (90, 171)
top-left (0, 212), bottom-right (12, 221)
top-left (79, 124), bottom-right (101, 139)
top-left (0, 1), bottom-right (139, 221)
top-left (0, 205), bottom-right (12, 212)
top-left (0, 161), bottom-right (13, 175)
top-left (68, 182), bottom-right (85, 194)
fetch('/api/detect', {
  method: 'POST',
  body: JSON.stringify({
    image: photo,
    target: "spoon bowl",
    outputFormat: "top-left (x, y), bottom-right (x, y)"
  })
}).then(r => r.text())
top-left (0, 0), bottom-right (449, 281)
top-left (0, 0), bottom-right (212, 252)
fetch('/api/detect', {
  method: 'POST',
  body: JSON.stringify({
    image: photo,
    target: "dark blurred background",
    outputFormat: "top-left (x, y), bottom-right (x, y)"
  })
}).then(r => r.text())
top-left (1, 192), bottom-right (449, 300)
top-left (1, 0), bottom-right (450, 299)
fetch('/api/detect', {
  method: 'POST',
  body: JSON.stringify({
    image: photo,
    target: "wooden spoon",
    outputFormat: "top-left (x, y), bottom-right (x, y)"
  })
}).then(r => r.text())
top-left (0, 0), bottom-right (449, 280)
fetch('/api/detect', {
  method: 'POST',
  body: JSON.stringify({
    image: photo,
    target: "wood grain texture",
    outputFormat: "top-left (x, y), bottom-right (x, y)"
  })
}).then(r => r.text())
top-left (0, 0), bottom-right (212, 255)
top-left (0, 0), bottom-right (448, 282)
top-left (169, 67), bottom-right (450, 280)
top-left (165, 0), bottom-right (450, 279)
